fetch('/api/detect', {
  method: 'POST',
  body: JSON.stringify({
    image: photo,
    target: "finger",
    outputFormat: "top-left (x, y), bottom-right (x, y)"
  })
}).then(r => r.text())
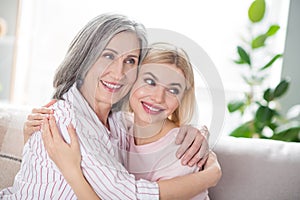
top-left (188, 135), bottom-right (209, 167)
top-left (43, 99), bottom-right (57, 108)
top-left (41, 118), bottom-right (53, 151)
top-left (23, 118), bottom-right (44, 136)
top-left (27, 113), bottom-right (45, 120)
top-left (49, 115), bottom-right (63, 142)
top-left (25, 118), bottom-right (44, 126)
top-left (175, 125), bottom-right (188, 145)
top-left (200, 125), bottom-right (209, 139)
top-left (177, 130), bottom-right (199, 160)
top-left (197, 154), bottom-right (209, 169)
top-left (181, 133), bottom-right (204, 165)
top-left (24, 125), bottom-right (41, 135)
top-left (68, 123), bottom-right (79, 149)
top-left (176, 126), bottom-right (196, 158)
top-left (31, 107), bottom-right (53, 115)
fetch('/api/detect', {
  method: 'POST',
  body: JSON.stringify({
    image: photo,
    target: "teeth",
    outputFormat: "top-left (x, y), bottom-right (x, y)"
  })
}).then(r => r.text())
top-left (102, 81), bottom-right (121, 89)
top-left (143, 103), bottom-right (160, 112)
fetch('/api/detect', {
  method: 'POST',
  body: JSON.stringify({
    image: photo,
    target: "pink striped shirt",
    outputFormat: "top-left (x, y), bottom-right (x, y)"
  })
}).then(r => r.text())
top-left (0, 83), bottom-right (159, 200)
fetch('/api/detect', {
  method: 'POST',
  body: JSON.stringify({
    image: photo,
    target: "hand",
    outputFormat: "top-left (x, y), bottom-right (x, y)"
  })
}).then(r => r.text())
top-left (175, 125), bottom-right (209, 168)
top-left (23, 100), bottom-right (56, 144)
top-left (41, 115), bottom-right (81, 179)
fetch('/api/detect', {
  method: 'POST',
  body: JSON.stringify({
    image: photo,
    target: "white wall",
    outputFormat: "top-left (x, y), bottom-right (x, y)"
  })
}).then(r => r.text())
top-left (280, 0), bottom-right (300, 117)
top-left (8, 0), bottom-right (290, 136)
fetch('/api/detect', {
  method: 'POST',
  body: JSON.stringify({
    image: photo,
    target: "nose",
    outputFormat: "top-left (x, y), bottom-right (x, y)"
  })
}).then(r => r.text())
top-left (151, 85), bottom-right (165, 103)
top-left (110, 57), bottom-right (125, 80)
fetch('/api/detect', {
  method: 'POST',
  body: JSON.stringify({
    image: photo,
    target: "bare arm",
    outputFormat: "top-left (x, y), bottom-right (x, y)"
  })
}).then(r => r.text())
top-left (42, 116), bottom-right (221, 199)
top-left (158, 151), bottom-right (221, 199)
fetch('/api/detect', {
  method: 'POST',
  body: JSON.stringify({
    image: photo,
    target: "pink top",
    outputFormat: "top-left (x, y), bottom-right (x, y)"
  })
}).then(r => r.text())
top-left (124, 127), bottom-right (209, 200)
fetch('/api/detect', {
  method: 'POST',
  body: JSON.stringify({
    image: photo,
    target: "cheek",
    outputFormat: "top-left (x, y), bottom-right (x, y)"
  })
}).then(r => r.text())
top-left (124, 67), bottom-right (138, 83)
top-left (166, 96), bottom-right (180, 113)
top-left (130, 86), bottom-right (145, 103)
top-left (129, 90), bottom-right (140, 113)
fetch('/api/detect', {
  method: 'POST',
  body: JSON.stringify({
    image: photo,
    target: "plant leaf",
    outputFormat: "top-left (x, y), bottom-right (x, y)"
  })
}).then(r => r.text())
top-left (248, 0), bottom-right (266, 23)
top-left (230, 121), bottom-right (254, 138)
top-left (252, 34), bottom-right (267, 49)
top-left (255, 105), bottom-right (274, 124)
top-left (274, 79), bottom-right (289, 98)
top-left (234, 59), bottom-right (246, 65)
top-left (263, 88), bottom-right (274, 102)
top-left (228, 100), bottom-right (245, 113)
top-left (237, 46), bottom-right (251, 65)
top-left (260, 54), bottom-right (282, 70)
top-left (272, 121), bottom-right (300, 142)
top-left (266, 24), bottom-right (280, 36)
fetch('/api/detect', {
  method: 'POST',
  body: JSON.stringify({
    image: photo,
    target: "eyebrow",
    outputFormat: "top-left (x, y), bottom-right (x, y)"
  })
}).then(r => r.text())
top-left (144, 72), bottom-right (183, 89)
top-left (170, 83), bottom-right (183, 89)
top-left (104, 48), bottom-right (139, 58)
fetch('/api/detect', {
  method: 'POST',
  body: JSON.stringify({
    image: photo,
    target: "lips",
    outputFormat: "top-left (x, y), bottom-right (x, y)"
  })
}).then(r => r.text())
top-left (101, 80), bottom-right (123, 92)
top-left (141, 101), bottom-right (165, 115)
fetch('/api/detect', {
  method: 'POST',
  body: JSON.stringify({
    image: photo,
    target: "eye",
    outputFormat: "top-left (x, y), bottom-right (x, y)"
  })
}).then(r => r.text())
top-left (144, 78), bottom-right (156, 86)
top-left (124, 58), bottom-right (137, 65)
top-left (168, 88), bottom-right (180, 95)
top-left (102, 52), bottom-right (115, 60)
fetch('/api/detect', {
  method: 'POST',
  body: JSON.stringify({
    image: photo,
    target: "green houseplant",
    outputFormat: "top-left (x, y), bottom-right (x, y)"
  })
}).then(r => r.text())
top-left (227, 0), bottom-right (300, 142)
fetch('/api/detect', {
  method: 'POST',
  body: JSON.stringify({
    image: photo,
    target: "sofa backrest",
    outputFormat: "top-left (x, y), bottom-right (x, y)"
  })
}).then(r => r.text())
top-left (209, 136), bottom-right (300, 200)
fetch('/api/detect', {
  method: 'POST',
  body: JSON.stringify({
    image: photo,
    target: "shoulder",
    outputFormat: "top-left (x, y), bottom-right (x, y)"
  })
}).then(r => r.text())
top-left (110, 111), bottom-right (133, 131)
top-left (51, 100), bottom-right (73, 120)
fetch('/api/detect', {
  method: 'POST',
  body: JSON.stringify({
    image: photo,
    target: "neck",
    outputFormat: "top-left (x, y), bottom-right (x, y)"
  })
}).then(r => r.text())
top-left (133, 119), bottom-right (177, 145)
top-left (80, 85), bottom-right (111, 129)
top-left (94, 103), bottom-right (111, 128)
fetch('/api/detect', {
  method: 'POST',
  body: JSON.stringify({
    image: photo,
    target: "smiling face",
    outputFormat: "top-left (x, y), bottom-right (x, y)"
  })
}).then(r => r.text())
top-left (129, 63), bottom-right (187, 126)
top-left (80, 31), bottom-right (140, 109)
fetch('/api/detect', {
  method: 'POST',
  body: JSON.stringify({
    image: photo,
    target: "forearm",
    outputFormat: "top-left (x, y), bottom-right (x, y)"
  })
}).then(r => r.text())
top-left (158, 166), bottom-right (220, 199)
top-left (63, 167), bottom-right (101, 200)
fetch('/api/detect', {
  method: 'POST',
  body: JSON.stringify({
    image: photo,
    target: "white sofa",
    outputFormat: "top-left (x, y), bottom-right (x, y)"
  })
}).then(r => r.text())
top-left (1, 104), bottom-right (300, 200)
top-left (209, 136), bottom-right (300, 200)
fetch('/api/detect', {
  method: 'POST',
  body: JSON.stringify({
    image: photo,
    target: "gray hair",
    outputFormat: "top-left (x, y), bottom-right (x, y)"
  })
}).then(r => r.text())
top-left (52, 13), bottom-right (148, 99)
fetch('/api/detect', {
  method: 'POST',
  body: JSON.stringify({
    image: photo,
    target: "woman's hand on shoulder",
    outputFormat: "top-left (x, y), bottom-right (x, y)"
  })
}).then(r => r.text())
top-left (176, 125), bottom-right (210, 168)
top-left (23, 100), bottom-right (56, 143)
top-left (41, 115), bottom-right (81, 180)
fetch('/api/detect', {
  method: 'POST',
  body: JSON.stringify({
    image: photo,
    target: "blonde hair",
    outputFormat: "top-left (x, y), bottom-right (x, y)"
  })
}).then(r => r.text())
top-left (140, 42), bottom-right (196, 126)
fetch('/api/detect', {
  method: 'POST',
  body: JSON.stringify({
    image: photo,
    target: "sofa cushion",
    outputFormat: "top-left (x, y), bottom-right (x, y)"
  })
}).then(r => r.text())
top-left (0, 104), bottom-right (29, 189)
top-left (209, 136), bottom-right (300, 200)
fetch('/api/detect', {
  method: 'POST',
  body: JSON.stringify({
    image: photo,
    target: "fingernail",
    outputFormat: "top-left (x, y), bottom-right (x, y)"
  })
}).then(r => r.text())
top-left (182, 160), bottom-right (187, 165)
top-left (188, 162), bottom-right (193, 167)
